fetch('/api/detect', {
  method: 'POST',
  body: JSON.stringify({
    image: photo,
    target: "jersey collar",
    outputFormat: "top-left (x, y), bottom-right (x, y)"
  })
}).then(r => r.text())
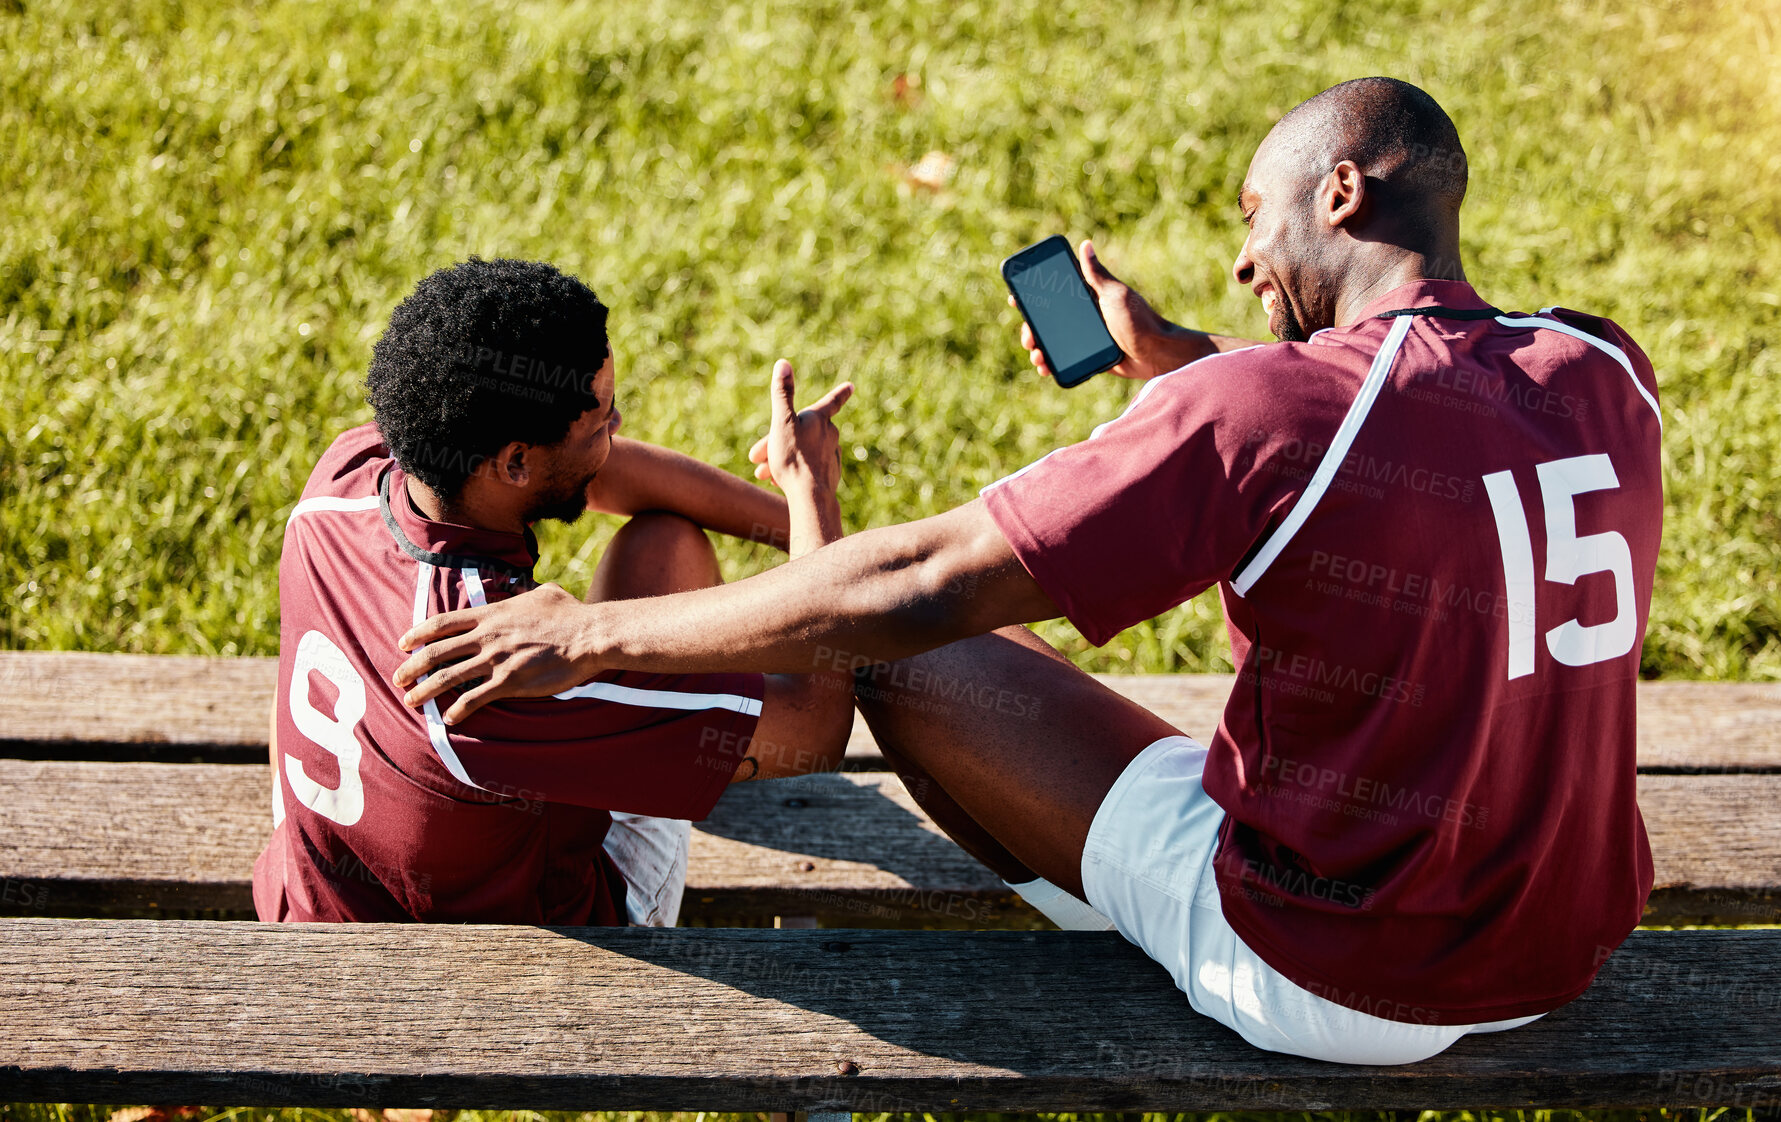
top-left (379, 464), bottom-right (540, 582)
top-left (1350, 278), bottom-right (1496, 322)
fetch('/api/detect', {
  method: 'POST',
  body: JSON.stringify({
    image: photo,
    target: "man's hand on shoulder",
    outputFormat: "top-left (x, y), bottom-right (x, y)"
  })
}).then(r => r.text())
top-left (395, 582), bottom-right (602, 724)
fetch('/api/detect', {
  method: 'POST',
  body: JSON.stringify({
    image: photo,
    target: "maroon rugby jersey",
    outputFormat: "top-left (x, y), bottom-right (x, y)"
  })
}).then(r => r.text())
top-left (985, 280), bottom-right (1661, 1023)
top-left (252, 423), bottom-right (762, 924)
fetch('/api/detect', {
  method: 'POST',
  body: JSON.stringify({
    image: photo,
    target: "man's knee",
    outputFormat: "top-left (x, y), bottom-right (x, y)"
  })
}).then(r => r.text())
top-left (591, 511), bottom-right (720, 601)
top-left (612, 510), bottom-right (712, 554)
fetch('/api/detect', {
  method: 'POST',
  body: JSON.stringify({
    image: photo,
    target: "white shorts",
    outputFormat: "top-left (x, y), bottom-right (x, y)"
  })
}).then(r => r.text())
top-left (1081, 735), bottom-right (1543, 1065)
top-left (603, 811), bottom-right (691, 927)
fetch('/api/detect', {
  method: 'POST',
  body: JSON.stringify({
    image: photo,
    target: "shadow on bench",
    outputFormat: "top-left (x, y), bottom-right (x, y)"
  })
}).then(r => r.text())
top-left (2, 920), bottom-right (1777, 1112)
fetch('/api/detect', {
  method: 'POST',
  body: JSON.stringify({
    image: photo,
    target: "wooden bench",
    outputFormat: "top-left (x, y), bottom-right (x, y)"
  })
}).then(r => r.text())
top-left (9, 651), bottom-right (1781, 772)
top-left (5, 650), bottom-right (1781, 1111)
top-left (3, 919), bottom-right (1779, 1111)
top-left (3, 652), bottom-right (1779, 926)
top-left (2, 759), bottom-right (1778, 926)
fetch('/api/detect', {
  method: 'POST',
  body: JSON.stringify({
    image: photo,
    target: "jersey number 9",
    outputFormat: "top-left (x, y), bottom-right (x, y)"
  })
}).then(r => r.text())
top-left (281, 629), bottom-right (368, 826)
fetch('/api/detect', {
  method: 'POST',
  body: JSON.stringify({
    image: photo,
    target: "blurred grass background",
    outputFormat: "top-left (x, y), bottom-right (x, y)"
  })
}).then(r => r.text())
top-left (2, 0), bottom-right (1779, 677)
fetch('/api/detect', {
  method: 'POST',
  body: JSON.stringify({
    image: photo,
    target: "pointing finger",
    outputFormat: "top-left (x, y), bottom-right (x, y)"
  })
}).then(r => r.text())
top-left (808, 380), bottom-right (854, 419)
top-left (748, 434), bottom-right (769, 464)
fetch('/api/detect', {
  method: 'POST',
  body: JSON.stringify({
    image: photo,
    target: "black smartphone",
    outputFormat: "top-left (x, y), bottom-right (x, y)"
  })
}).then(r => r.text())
top-left (1001, 234), bottom-right (1124, 388)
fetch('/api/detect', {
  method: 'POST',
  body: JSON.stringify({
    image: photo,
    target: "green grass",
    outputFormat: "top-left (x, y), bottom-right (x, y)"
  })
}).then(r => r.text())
top-left (3, 0), bottom-right (1779, 677)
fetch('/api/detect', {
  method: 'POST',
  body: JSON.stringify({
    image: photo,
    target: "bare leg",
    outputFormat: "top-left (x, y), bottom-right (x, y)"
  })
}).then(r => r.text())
top-left (878, 739), bottom-right (1038, 884)
top-left (586, 511), bottom-right (723, 602)
top-left (854, 625), bottom-right (1183, 900)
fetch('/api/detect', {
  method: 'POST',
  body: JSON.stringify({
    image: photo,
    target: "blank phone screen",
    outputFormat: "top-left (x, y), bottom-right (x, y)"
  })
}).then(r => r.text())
top-left (1008, 245), bottom-right (1117, 373)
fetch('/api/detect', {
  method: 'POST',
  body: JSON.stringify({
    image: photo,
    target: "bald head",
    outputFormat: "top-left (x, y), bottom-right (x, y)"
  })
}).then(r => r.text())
top-left (1233, 78), bottom-right (1471, 339)
top-left (1267, 77), bottom-right (1467, 225)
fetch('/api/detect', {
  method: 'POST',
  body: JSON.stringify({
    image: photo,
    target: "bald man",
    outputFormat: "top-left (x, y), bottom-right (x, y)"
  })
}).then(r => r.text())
top-left (392, 78), bottom-right (1663, 1064)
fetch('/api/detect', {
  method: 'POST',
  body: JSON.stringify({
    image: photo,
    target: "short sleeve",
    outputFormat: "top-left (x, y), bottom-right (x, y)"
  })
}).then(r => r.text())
top-left (982, 348), bottom-right (1344, 646)
top-left (443, 669), bottom-right (764, 820)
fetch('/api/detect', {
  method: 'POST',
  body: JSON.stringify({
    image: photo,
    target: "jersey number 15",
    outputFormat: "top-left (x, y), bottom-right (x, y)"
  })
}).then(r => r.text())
top-left (1482, 453), bottom-right (1637, 681)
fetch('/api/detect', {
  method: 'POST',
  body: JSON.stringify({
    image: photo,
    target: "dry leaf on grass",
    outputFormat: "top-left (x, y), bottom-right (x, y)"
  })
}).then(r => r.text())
top-left (890, 72), bottom-right (922, 108)
top-left (902, 150), bottom-right (955, 193)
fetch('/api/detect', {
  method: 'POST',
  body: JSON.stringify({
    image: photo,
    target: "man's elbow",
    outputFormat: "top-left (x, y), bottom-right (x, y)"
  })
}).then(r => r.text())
top-left (892, 505), bottom-right (1055, 644)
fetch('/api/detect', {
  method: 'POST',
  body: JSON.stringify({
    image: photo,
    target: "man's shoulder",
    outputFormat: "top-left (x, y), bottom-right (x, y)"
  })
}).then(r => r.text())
top-left (1529, 306), bottom-right (1651, 366)
top-left (281, 423), bottom-right (394, 571)
top-left (1140, 333), bottom-right (1381, 433)
top-left (1162, 324), bottom-right (1394, 389)
top-left (298, 421), bottom-right (390, 503)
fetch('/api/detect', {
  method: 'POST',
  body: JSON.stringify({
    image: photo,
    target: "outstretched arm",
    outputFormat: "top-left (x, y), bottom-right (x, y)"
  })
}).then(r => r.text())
top-left (395, 498), bottom-right (1060, 724)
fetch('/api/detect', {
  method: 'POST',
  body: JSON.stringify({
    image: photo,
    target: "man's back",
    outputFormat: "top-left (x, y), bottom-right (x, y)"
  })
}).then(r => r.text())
top-left (984, 278), bottom-right (1662, 1020)
top-left (1217, 282), bottom-right (1661, 1019)
top-left (253, 423), bottom-right (760, 924)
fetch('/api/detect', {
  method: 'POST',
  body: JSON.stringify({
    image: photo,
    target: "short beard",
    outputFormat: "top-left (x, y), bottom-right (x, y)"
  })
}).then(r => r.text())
top-left (1274, 296), bottom-right (1310, 343)
top-left (525, 473), bottom-right (596, 526)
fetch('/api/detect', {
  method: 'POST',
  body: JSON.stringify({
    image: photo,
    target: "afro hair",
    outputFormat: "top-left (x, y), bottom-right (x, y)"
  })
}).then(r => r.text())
top-left (366, 257), bottom-right (610, 499)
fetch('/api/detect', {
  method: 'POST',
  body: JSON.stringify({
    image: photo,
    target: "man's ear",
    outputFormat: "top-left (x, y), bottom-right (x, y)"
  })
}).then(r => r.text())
top-left (490, 441), bottom-right (533, 487)
top-left (1321, 160), bottom-right (1368, 228)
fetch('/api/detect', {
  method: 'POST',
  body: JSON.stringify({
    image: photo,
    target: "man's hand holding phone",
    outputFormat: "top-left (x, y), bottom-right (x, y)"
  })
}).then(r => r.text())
top-left (1010, 239), bottom-right (1256, 382)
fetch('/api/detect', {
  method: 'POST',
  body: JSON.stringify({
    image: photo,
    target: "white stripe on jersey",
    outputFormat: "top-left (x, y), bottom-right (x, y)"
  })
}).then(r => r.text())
top-left (1494, 315), bottom-right (1663, 432)
top-left (411, 561), bottom-right (491, 792)
top-left (286, 494), bottom-right (380, 524)
top-left (1232, 314), bottom-right (1416, 597)
top-left (553, 678), bottom-right (765, 717)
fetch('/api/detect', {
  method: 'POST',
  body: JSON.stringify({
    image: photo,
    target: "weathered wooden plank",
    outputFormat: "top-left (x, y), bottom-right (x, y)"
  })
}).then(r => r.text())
top-left (4, 651), bottom-right (1778, 771)
top-left (1641, 773), bottom-right (1781, 925)
top-left (0, 760), bottom-right (1774, 925)
top-left (0, 651), bottom-right (277, 761)
top-left (0, 920), bottom-right (1777, 1110)
top-left (689, 771), bottom-right (1017, 926)
top-left (1630, 680), bottom-right (1781, 771)
top-left (0, 762), bottom-right (1016, 925)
